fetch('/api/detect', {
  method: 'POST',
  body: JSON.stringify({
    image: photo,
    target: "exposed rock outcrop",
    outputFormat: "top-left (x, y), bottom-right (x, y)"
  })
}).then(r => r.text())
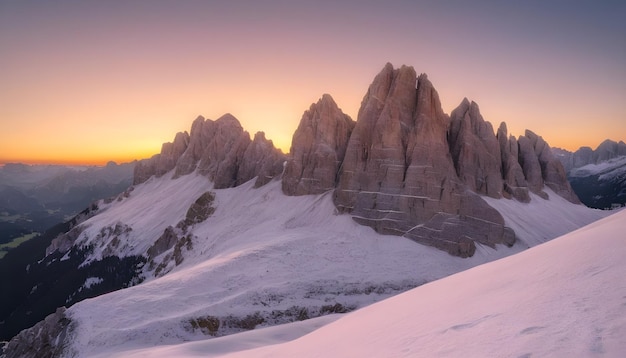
top-left (334, 64), bottom-right (419, 215)
top-left (134, 131), bottom-right (189, 185)
top-left (2, 307), bottom-right (72, 358)
top-left (239, 132), bottom-right (286, 188)
top-left (517, 133), bottom-right (546, 198)
top-left (268, 63), bottom-right (577, 257)
top-left (448, 98), bottom-right (503, 198)
top-left (179, 191), bottom-right (216, 230)
top-left (282, 94), bottom-right (355, 195)
top-left (497, 123), bottom-right (530, 202)
top-left (195, 114), bottom-right (252, 188)
top-left (525, 130), bottom-right (579, 204)
top-left (46, 225), bottom-right (86, 256)
top-left (131, 63), bottom-right (580, 258)
top-left (332, 64), bottom-right (514, 257)
top-left (133, 114), bottom-right (286, 188)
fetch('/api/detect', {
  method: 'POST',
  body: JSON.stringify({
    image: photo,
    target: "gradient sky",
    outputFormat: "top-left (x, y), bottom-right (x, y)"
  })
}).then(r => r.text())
top-left (1, 0), bottom-right (625, 165)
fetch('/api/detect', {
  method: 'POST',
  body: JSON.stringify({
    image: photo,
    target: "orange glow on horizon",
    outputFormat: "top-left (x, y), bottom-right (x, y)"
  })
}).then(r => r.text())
top-left (1, 2), bottom-right (624, 166)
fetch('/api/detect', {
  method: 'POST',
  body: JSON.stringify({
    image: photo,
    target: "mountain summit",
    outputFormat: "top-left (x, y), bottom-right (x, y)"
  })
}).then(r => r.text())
top-left (128, 63), bottom-right (578, 258)
top-left (284, 64), bottom-right (578, 257)
top-left (116, 63), bottom-right (579, 259)
top-left (134, 113), bottom-right (286, 188)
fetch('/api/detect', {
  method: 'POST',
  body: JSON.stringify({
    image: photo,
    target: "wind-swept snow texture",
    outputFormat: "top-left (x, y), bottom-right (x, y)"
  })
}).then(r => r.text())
top-left (123, 209), bottom-right (625, 358)
top-left (60, 171), bottom-right (611, 357)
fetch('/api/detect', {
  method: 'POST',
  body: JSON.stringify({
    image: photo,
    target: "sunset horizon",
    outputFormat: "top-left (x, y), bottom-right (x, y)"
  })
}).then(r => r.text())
top-left (1, 1), bottom-right (624, 166)
top-left (0, 87), bottom-right (623, 167)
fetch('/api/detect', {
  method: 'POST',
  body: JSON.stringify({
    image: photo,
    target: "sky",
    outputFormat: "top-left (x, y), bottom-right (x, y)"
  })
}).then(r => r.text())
top-left (1, 0), bottom-right (625, 165)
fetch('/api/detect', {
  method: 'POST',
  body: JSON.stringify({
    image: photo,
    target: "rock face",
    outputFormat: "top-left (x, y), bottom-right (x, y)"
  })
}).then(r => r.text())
top-left (279, 63), bottom-right (579, 257)
top-left (517, 133), bottom-right (546, 198)
top-left (497, 123), bottom-right (530, 202)
top-left (133, 62), bottom-right (579, 258)
top-left (134, 114), bottom-right (286, 188)
top-left (2, 307), bottom-right (72, 358)
top-left (331, 64), bottom-right (514, 257)
top-left (239, 132), bottom-right (286, 188)
top-left (448, 98), bottom-right (503, 198)
top-left (525, 130), bottom-right (579, 204)
top-left (282, 94), bottom-right (355, 195)
top-left (134, 131), bottom-right (189, 185)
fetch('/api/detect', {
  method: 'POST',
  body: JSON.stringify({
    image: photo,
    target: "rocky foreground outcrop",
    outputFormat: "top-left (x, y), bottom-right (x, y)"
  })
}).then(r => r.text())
top-left (2, 308), bottom-right (71, 358)
top-left (285, 63), bottom-right (578, 257)
top-left (134, 114), bottom-right (286, 188)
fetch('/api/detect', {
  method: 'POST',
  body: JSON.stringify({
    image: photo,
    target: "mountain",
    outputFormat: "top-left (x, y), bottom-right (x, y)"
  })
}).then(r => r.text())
top-left (554, 139), bottom-right (626, 172)
top-left (568, 156), bottom-right (626, 209)
top-left (0, 63), bottom-right (609, 357)
top-left (2, 175), bottom-right (609, 358)
top-left (553, 140), bottom-right (626, 209)
top-left (286, 64), bottom-right (578, 257)
top-left (133, 114), bottom-right (285, 188)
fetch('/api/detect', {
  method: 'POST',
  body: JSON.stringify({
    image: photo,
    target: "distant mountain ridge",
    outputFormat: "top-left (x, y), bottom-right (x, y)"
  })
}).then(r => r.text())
top-left (553, 140), bottom-right (626, 209)
top-left (0, 162), bottom-right (135, 251)
top-left (553, 139), bottom-right (626, 172)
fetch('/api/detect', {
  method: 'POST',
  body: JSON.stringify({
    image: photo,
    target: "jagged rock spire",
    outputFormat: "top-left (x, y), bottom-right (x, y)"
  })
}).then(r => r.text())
top-left (332, 63), bottom-right (514, 257)
top-left (133, 62), bottom-right (580, 257)
top-left (282, 94), bottom-right (354, 195)
top-left (133, 114), bottom-right (285, 188)
top-left (448, 98), bottom-right (503, 198)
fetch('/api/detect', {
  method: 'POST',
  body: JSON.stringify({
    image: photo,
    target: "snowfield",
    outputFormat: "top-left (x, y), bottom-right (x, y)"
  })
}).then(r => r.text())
top-left (59, 172), bottom-right (611, 357)
top-left (102, 209), bottom-right (626, 358)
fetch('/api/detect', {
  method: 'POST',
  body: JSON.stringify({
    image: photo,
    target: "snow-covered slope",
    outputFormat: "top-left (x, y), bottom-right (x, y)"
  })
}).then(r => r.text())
top-left (484, 187), bottom-right (610, 247)
top-left (55, 172), bottom-right (609, 357)
top-left (114, 208), bottom-right (626, 358)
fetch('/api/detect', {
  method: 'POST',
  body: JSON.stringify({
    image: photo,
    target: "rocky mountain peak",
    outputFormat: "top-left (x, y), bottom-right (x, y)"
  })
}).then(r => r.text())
top-left (520, 130), bottom-right (579, 203)
top-left (214, 113), bottom-right (242, 129)
top-left (448, 98), bottom-right (503, 198)
top-left (133, 114), bottom-right (286, 188)
top-left (554, 139), bottom-right (626, 172)
top-left (282, 94), bottom-right (354, 195)
top-left (595, 139), bottom-right (626, 162)
top-left (496, 122), bottom-right (530, 202)
top-left (327, 63), bottom-right (578, 256)
top-left (240, 131), bottom-right (285, 188)
top-left (331, 63), bottom-right (514, 257)
top-left (134, 62), bottom-right (580, 257)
